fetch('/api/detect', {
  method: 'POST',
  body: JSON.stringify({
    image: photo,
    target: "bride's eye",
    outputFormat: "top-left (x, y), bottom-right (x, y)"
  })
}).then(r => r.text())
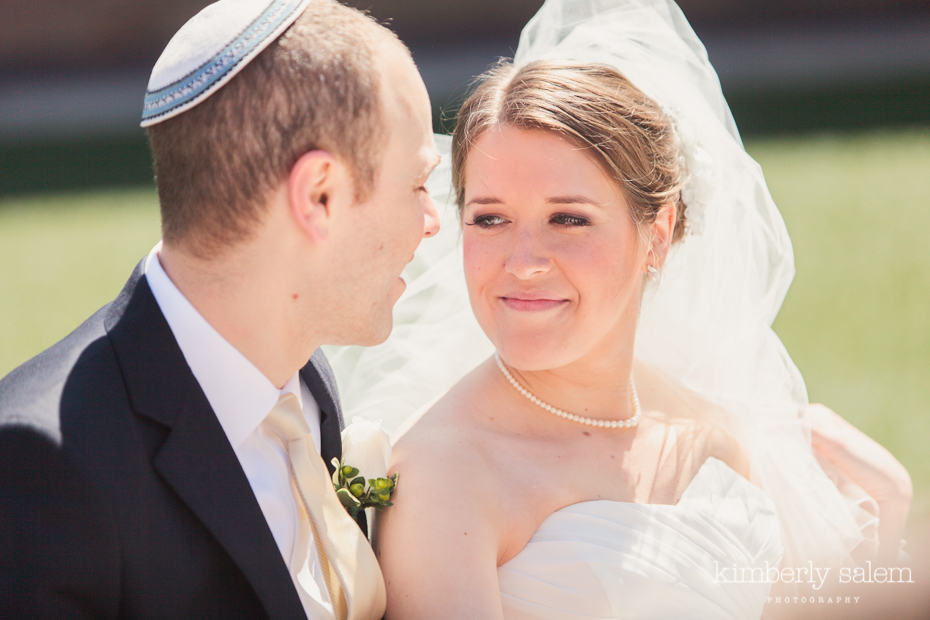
top-left (551, 213), bottom-right (591, 227)
top-left (465, 214), bottom-right (508, 228)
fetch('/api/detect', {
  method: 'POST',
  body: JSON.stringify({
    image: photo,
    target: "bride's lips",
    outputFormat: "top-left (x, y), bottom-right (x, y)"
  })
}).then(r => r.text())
top-left (500, 295), bottom-right (569, 311)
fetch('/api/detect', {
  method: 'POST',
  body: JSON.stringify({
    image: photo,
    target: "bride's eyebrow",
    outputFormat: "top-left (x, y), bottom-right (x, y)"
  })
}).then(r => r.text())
top-left (464, 196), bottom-right (503, 207)
top-left (546, 195), bottom-right (602, 207)
top-left (464, 195), bottom-right (603, 209)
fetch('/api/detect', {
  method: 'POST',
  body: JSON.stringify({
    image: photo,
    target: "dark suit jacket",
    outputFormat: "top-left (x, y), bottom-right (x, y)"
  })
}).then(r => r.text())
top-left (0, 263), bottom-right (357, 618)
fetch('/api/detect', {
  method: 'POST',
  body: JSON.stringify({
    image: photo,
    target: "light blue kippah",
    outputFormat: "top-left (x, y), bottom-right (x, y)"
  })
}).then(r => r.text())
top-left (141, 0), bottom-right (311, 127)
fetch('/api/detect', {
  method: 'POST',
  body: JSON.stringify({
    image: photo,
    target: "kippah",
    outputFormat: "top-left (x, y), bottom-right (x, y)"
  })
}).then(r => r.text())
top-left (141, 0), bottom-right (311, 127)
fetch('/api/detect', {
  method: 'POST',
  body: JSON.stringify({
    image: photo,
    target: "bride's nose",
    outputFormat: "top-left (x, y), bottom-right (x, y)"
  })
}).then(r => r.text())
top-left (504, 229), bottom-right (552, 279)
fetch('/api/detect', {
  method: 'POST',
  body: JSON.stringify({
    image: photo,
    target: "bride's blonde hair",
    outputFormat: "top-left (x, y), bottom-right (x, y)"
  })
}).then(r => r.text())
top-left (451, 60), bottom-right (688, 243)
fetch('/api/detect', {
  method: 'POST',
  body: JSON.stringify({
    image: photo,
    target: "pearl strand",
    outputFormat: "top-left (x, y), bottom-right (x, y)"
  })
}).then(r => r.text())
top-left (494, 353), bottom-right (640, 430)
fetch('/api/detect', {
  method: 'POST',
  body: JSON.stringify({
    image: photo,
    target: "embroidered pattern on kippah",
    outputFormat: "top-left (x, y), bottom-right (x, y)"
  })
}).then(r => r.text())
top-left (142, 0), bottom-right (305, 123)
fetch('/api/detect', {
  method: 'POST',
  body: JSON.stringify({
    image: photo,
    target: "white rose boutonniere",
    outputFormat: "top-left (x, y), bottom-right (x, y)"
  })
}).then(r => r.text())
top-left (331, 418), bottom-right (397, 519)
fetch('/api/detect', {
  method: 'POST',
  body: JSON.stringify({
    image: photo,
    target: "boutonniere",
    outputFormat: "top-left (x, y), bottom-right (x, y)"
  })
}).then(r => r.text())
top-left (331, 460), bottom-right (398, 518)
top-left (332, 418), bottom-right (397, 519)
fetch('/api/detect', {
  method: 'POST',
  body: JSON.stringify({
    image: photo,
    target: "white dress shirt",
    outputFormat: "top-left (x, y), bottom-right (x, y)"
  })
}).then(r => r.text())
top-left (144, 244), bottom-right (333, 615)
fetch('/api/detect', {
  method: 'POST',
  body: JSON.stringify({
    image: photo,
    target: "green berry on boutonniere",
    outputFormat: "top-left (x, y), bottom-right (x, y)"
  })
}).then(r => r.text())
top-left (331, 457), bottom-right (399, 519)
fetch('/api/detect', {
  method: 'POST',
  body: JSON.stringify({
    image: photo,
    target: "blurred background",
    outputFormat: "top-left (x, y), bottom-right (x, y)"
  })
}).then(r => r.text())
top-left (1, 0), bottom-right (928, 567)
top-left (2, 0), bottom-right (929, 190)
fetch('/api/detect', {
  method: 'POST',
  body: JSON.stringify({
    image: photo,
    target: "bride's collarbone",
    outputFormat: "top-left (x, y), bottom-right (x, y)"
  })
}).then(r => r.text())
top-left (496, 417), bottom-right (731, 512)
top-left (418, 390), bottom-right (736, 511)
top-left (453, 417), bottom-right (735, 566)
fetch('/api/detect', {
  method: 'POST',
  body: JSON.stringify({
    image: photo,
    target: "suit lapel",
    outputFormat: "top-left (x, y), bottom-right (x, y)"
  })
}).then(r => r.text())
top-left (150, 408), bottom-right (305, 618)
top-left (105, 265), bottom-right (305, 618)
top-left (302, 349), bottom-right (369, 535)
top-left (301, 350), bottom-right (343, 475)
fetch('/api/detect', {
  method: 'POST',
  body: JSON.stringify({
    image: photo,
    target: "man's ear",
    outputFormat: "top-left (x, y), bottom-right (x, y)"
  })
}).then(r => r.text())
top-left (287, 150), bottom-right (352, 243)
top-left (648, 202), bottom-right (676, 270)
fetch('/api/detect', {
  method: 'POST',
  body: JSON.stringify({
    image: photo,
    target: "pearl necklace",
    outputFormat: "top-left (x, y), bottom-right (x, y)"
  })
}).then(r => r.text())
top-left (494, 353), bottom-right (641, 429)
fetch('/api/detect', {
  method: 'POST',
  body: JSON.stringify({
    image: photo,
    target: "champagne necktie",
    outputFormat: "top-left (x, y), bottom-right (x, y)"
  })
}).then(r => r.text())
top-left (265, 393), bottom-right (386, 620)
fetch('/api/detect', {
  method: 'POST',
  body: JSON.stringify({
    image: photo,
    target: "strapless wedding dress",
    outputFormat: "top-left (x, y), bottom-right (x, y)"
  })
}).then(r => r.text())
top-left (498, 458), bottom-right (783, 619)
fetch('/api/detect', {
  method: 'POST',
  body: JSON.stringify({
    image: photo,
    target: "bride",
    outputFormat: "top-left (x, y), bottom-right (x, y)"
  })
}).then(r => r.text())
top-left (329, 0), bottom-right (911, 617)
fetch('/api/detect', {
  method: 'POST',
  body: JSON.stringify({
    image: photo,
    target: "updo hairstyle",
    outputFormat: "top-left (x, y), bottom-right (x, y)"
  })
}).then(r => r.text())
top-left (451, 60), bottom-right (688, 243)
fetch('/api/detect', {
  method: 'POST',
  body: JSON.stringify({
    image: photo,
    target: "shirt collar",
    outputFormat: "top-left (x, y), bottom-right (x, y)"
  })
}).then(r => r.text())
top-left (143, 243), bottom-right (301, 448)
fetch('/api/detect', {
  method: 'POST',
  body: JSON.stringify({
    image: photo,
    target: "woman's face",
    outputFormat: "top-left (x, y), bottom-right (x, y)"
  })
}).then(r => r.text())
top-left (462, 125), bottom-right (649, 371)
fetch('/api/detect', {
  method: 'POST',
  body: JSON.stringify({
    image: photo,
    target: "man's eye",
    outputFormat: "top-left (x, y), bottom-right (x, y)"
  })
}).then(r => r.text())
top-left (551, 213), bottom-right (591, 227)
top-left (465, 214), bottom-right (507, 228)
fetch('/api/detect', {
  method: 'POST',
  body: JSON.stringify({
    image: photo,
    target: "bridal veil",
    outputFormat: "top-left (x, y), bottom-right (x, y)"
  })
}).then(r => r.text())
top-left (326, 0), bottom-right (873, 568)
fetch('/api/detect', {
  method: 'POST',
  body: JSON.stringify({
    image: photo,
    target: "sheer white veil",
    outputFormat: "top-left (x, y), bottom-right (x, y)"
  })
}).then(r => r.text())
top-left (326, 0), bottom-right (872, 567)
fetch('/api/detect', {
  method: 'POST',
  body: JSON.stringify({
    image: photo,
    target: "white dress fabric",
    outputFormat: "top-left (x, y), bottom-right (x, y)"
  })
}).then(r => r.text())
top-left (498, 458), bottom-right (782, 620)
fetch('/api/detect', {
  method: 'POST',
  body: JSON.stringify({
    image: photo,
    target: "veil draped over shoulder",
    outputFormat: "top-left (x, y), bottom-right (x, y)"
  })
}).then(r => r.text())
top-left (326, 0), bottom-right (874, 567)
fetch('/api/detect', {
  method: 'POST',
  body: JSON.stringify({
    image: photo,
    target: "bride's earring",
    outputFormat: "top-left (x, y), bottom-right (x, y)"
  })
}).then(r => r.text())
top-left (646, 265), bottom-right (660, 282)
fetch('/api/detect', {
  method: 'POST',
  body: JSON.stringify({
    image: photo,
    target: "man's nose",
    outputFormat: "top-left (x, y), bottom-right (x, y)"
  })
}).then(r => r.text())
top-left (422, 196), bottom-right (440, 238)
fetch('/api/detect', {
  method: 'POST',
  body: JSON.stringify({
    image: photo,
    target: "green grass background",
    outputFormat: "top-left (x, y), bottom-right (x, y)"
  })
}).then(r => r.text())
top-left (756, 128), bottom-right (930, 526)
top-left (1, 127), bottom-right (927, 526)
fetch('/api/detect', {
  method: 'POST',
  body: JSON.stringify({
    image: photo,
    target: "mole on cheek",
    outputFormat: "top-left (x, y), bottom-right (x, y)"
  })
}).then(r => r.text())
top-left (292, 293), bottom-right (299, 300)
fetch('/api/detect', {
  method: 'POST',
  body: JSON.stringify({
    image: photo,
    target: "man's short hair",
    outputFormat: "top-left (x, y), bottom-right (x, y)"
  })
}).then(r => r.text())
top-left (146, 0), bottom-right (396, 256)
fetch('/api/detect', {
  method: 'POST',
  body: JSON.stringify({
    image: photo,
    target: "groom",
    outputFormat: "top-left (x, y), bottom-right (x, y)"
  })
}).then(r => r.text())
top-left (0, 0), bottom-right (439, 618)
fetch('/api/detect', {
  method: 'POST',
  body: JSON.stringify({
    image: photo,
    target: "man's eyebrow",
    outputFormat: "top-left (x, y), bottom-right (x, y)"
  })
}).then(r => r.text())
top-left (420, 153), bottom-right (441, 179)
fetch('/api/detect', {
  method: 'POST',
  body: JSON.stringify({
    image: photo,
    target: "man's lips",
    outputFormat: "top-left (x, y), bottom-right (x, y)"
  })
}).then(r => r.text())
top-left (500, 296), bottom-right (569, 311)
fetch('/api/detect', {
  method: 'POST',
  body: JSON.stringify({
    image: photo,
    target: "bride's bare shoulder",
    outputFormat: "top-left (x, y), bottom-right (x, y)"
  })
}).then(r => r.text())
top-left (391, 361), bottom-right (499, 482)
top-left (379, 363), bottom-right (509, 551)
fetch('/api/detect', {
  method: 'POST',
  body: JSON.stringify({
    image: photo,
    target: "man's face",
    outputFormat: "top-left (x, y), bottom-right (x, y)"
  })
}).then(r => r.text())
top-left (333, 39), bottom-right (440, 345)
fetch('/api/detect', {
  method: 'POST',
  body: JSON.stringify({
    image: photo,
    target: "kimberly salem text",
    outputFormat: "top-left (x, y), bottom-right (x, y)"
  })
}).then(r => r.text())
top-left (714, 560), bottom-right (914, 591)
